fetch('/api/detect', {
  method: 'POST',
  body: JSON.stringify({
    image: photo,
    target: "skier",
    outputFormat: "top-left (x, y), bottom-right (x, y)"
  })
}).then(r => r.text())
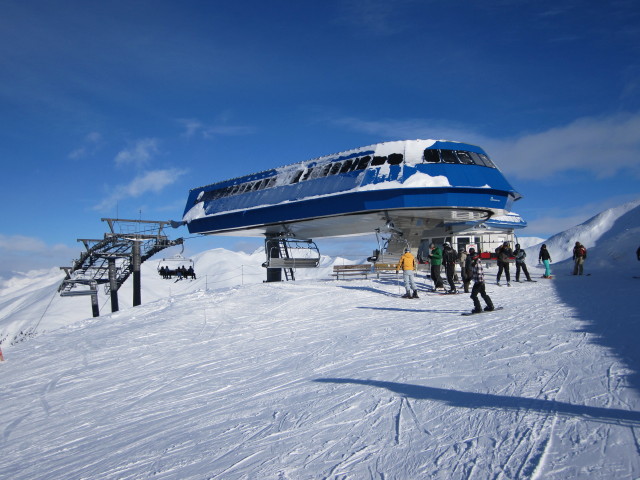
top-left (458, 248), bottom-right (470, 293)
top-left (514, 243), bottom-right (533, 282)
top-left (396, 247), bottom-right (419, 298)
top-left (442, 242), bottom-right (458, 293)
top-left (572, 241), bottom-right (587, 275)
top-left (538, 244), bottom-right (552, 278)
top-left (469, 248), bottom-right (494, 314)
top-left (428, 242), bottom-right (444, 290)
top-left (495, 241), bottom-right (513, 286)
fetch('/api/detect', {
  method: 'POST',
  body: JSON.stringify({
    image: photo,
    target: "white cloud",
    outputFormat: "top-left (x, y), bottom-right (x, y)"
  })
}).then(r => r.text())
top-left (332, 112), bottom-right (640, 180)
top-left (485, 112), bottom-right (640, 180)
top-left (93, 168), bottom-right (187, 211)
top-left (178, 118), bottom-right (255, 139)
top-left (114, 138), bottom-right (160, 167)
top-left (0, 234), bottom-right (78, 280)
top-left (68, 131), bottom-right (103, 159)
top-left (178, 118), bottom-right (204, 138)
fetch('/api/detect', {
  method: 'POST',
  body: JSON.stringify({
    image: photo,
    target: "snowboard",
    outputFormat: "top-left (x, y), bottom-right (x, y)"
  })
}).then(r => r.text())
top-left (461, 306), bottom-right (504, 316)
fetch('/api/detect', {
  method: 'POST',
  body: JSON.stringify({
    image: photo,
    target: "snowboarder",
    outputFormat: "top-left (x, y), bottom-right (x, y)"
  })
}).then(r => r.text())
top-left (469, 248), bottom-right (494, 313)
top-left (538, 244), bottom-right (552, 278)
top-left (495, 241), bottom-right (513, 286)
top-left (428, 243), bottom-right (444, 290)
top-left (514, 243), bottom-right (533, 282)
top-left (442, 242), bottom-right (458, 293)
top-left (572, 241), bottom-right (587, 275)
top-left (396, 247), bottom-right (419, 298)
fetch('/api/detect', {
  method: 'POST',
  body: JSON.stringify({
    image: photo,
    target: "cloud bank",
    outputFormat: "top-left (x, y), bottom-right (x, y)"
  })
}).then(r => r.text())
top-left (333, 111), bottom-right (640, 180)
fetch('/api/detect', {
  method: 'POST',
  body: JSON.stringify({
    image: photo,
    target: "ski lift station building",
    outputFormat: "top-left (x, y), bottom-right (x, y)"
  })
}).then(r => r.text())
top-left (180, 139), bottom-right (527, 274)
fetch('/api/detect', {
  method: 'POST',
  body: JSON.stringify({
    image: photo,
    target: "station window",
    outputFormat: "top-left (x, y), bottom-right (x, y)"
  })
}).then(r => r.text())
top-left (290, 170), bottom-right (304, 184)
top-left (339, 159), bottom-right (354, 174)
top-left (387, 153), bottom-right (404, 165)
top-left (301, 167), bottom-right (314, 181)
top-left (455, 151), bottom-right (474, 165)
top-left (467, 152), bottom-right (486, 166)
top-left (440, 150), bottom-right (460, 164)
top-left (478, 154), bottom-right (496, 168)
top-left (355, 156), bottom-right (371, 170)
top-left (329, 162), bottom-right (342, 175)
top-left (423, 149), bottom-right (440, 163)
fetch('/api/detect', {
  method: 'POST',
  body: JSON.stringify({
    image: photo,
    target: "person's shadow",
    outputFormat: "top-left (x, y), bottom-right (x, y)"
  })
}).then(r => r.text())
top-left (551, 206), bottom-right (640, 394)
top-left (314, 378), bottom-right (640, 426)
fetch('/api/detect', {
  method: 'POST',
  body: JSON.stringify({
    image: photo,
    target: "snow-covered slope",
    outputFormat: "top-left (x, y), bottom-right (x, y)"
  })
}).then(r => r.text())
top-left (527, 199), bottom-right (640, 271)
top-left (1, 200), bottom-right (640, 479)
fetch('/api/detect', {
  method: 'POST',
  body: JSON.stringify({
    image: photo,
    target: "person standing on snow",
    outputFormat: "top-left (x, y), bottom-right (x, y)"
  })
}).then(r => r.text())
top-left (442, 242), bottom-right (458, 294)
top-left (539, 244), bottom-right (552, 278)
top-left (514, 243), bottom-right (533, 282)
top-left (469, 248), bottom-right (494, 313)
top-left (572, 241), bottom-right (587, 275)
top-left (428, 242), bottom-right (444, 290)
top-left (495, 241), bottom-right (513, 286)
top-left (396, 247), bottom-right (419, 298)
top-left (458, 248), bottom-right (470, 293)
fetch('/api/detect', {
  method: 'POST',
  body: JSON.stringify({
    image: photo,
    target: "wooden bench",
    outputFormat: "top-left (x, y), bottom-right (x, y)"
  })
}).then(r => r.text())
top-left (373, 263), bottom-right (398, 278)
top-left (332, 264), bottom-right (372, 279)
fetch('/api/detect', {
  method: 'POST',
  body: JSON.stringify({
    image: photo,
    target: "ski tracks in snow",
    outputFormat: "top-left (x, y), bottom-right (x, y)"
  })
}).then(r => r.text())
top-left (2, 277), bottom-right (640, 479)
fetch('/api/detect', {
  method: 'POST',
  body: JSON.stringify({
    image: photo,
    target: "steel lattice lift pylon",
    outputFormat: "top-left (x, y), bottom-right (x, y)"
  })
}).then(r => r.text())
top-left (58, 218), bottom-right (183, 317)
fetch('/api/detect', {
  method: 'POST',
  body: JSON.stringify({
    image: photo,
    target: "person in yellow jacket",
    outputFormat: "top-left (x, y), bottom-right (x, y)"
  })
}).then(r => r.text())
top-left (396, 247), bottom-right (419, 298)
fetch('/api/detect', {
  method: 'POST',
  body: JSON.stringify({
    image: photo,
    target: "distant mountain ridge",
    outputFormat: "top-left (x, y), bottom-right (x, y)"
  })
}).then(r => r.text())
top-left (528, 199), bottom-right (640, 270)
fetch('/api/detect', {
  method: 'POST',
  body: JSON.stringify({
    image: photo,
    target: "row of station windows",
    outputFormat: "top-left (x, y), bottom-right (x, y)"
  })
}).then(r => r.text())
top-left (424, 149), bottom-right (496, 168)
top-left (198, 149), bottom-right (495, 203)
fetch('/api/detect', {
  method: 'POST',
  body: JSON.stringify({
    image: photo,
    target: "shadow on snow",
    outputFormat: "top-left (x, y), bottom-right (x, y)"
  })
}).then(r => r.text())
top-left (315, 378), bottom-right (640, 427)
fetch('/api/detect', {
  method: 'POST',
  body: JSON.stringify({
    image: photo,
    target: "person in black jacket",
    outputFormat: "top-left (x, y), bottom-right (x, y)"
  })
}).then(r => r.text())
top-left (495, 241), bottom-right (513, 286)
top-left (514, 243), bottom-right (533, 282)
top-left (539, 244), bottom-right (552, 278)
top-left (442, 242), bottom-right (458, 294)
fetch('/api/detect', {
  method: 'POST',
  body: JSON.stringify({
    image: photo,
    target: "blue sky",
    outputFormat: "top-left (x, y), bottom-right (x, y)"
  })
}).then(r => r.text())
top-left (1, 0), bottom-right (639, 278)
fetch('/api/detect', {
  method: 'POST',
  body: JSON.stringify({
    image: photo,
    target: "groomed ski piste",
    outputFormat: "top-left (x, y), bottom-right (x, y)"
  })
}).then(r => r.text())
top-left (1, 199), bottom-right (639, 479)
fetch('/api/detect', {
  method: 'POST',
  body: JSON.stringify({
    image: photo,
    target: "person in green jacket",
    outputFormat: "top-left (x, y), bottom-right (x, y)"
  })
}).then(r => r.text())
top-left (428, 242), bottom-right (444, 290)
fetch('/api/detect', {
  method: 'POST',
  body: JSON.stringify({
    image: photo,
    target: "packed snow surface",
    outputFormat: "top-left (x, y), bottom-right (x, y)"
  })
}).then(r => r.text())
top-left (1, 200), bottom-right (640, 479)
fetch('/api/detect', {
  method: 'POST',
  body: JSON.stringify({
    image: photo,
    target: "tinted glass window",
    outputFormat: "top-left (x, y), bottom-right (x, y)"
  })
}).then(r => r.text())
top-left (468, 152), bottom-right (485, 166)
top-left (423, 149), bottom-right (440, 163)
top-left (388, 153), bottom-right (404, 165)
top-left (440, 150), bottom-right (460, 163)
top-left (339, 159), bottom-right (354, 174)
top-left (355, 156), bottom-right (371, 170)
top-left (329, 163), bottom-right (342, 175)
top-left (478, 154), bottom-right (496, 168)
top-left (456, 151), bottom-right (474, 165)
top-left (371, 156), bottom-right (387, 166)
top-left (301, 167), bottom-right (314, 181)
top-left (291, 170), bottom-right (304, 183)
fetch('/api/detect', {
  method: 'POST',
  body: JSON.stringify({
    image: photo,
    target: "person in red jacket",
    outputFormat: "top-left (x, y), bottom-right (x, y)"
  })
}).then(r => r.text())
top-left (396, 247), bottom-right (419, 298)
